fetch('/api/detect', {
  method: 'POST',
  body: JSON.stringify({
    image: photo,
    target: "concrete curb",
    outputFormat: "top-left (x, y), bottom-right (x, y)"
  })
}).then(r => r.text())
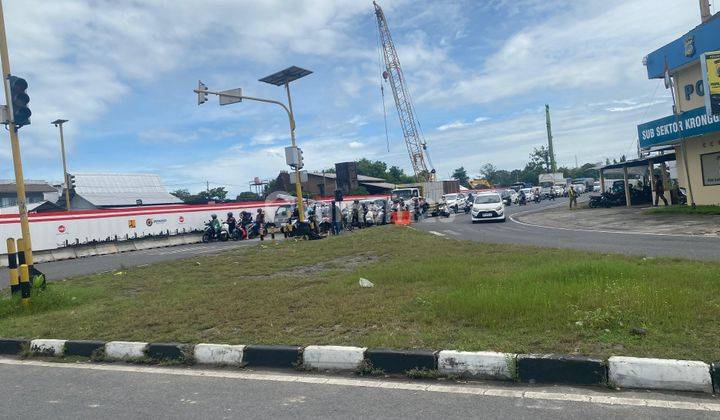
top-left (711, 363), bottom-right (720, 394)
top-left (517, 354), bottom-right (606, 386)
top-left (366, 348), bottom-right (436, 374)
top-left (194, 343), bottom-right (244, 366)
top-left (30, 339), bottom-right (66, 357)
top-left (243, 344), bottom-right (302, 368)
top-left (438, 350), bottom-right (515, 380)
top-left (4, 338), bottom-right (718, 394)
top-left (64, 340), bottom-right (105, 358)
top-left (146, 343), bottom-right (187, 361)
top-left (608, 356), bottom-right (712, 394)
top-left (0, 338), bottom-right (28, 355)
top-left (105, 341), bottom-right (148, 360)
top-left (303, 345), bottom-right (366, 371)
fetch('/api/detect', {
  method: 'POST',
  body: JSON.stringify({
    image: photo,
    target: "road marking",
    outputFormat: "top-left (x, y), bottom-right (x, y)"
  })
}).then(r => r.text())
top-left (443, 230), bottom-right (460, 236)
top-left (428, 231), bottom-right (446, 237)
top-left (0, 358), bottom-right (717, 413)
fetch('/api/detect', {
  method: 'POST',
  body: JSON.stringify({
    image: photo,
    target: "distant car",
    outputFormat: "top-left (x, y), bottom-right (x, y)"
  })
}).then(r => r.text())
top-left (510, 182), bottom-right (532, 192)
top-left (442, 193), bottom-right (465, 213)
top-left (471, 192), bottom-right (506, 223)
top-left (519, 188), bottom-right (535, 202)
top-left (593, 181), bottom-right (601, 192)
top-left (500, 189), bottom-right (517, 205)
top-left (571, 183), bottom-right (586, 194)
top-left (552, 185), bottom-right (565, 197)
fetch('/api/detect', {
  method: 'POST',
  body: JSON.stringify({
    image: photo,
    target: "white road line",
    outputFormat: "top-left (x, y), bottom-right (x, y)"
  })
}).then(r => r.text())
top-left (428, 231), bottom-right (446, 237)
top-left (0, 358), bottom-right (717, 413)
top-left (443, 230), bottom-right (461, 236)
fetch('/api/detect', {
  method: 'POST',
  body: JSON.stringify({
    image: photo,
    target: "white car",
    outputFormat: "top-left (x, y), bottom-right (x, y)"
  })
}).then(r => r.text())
top-left (552, 185), bottom-right (565, 196)
top-left (593, 181), bottom-right (601, 192)
top-left (571, 183), bottom-right (586, 194)
top-left (518, 188), bottom-right (535, 202)
top-left (471, 192), bottom-right (506, 223)
top-left (442, 193), bottom-right (465, 213)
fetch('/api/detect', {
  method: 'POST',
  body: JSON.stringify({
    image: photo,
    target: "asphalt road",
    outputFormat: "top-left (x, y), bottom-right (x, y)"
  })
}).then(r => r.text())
top-left (2, 358), bottom-right (718, 419)
top-left (0, 240), bottom-right (259, 282)
top-left (416, 197), bottom-right (720, 261)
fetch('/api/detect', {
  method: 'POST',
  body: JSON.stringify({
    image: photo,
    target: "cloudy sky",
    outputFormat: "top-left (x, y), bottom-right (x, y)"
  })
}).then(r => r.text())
top-left (0, 0), bottom-right (712, 195)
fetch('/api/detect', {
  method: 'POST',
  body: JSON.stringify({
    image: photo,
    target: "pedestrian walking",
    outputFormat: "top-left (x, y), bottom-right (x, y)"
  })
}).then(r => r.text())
top-left (568, 185), bottom-right (577, 209)
top-left (654, 175), bottom-right (668, 206)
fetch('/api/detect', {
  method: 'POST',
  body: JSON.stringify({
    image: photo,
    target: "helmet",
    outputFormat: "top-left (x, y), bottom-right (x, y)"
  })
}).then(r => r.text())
top-left (257, 208), bottom-right (263, 213)
top-left (211, 214), bottom-right (217, 219)
top-left (227, 212), bottom-right (233, 217)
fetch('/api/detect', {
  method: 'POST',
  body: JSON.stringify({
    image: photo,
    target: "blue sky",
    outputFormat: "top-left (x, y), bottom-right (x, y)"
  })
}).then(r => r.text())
top-left (0, 0), bottom-right (713, 195)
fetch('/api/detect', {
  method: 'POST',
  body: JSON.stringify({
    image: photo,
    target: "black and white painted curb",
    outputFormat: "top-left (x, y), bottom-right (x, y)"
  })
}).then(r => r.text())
top-left (1, 338), bottom-right (716, 394)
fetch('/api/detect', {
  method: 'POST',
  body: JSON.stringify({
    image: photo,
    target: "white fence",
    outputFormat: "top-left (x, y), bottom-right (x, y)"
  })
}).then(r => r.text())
top-left (0, 195), bottom-right (390, 253)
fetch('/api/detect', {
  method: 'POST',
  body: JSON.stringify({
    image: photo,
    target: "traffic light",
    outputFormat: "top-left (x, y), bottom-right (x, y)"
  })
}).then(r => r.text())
top-left (297, 147), bottom-right (304, 169)
top-left (9, 76), bottom-right (30, 127)
top-left (67, 174), bottom-right (76, 190)
top-left (197, 80), bottom-right (208, 105)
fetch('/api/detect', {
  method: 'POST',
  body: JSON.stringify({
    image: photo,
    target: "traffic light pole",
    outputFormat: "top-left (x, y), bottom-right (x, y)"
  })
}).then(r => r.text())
top-left (0, 0), bottom-right (34, 266)
top-left (193, 88), bottom-right (306, 221)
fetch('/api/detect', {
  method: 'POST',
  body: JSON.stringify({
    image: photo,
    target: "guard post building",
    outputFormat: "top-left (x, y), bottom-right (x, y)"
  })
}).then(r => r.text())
top-left (638, 7), bottom-right (720, 205)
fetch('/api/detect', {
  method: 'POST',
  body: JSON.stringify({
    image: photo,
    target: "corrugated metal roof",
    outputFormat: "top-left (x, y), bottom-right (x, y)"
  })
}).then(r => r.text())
top-left (72, 173), bottom-right (182, 206)
top-left (0, 180), bottom-right (58, 194)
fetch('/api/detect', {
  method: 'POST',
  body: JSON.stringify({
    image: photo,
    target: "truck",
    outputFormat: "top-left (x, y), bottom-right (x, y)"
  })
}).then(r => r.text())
top-left (538, 172), bottom-right (566, 198)
top-left (391, 180), bottom-right (460, 216)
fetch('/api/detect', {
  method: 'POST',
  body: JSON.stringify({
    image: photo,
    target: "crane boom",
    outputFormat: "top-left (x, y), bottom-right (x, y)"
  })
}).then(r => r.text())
top-left (373, 1), bottom-right (435, 182)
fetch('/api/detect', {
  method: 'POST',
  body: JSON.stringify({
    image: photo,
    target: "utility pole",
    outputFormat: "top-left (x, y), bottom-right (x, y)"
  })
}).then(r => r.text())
top-left (700, 0), bottom-right (711, 23)
top-left (545, 104), bottom-right (557, 173)
top-left (206, 180), bottom-right (210, 196)
top-left (52, 119), bottom-right (71, 211)
top-left (0, 0), bottom-right (34, 266)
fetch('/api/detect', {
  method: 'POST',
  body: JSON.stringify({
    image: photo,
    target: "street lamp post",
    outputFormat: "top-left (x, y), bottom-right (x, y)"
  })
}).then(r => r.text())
top-left (259, 67), bottom-right (313, 221)
top-left (52, 119), bottom-right (70, 211)
top-left (194, 66), bottom-right (312, 221)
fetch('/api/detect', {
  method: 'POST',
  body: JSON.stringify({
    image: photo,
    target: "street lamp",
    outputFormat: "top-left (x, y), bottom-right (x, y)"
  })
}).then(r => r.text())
top-left (193, 66), bottom-right (312, 221)
top-left (259, 66), bottom-right (312, 220)
top-left (51, 119), bottom-right (71, 211)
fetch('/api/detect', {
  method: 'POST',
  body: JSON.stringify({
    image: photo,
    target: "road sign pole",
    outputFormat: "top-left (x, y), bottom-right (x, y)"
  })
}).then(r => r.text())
top-left (0, 0), bottom-right (33, 266)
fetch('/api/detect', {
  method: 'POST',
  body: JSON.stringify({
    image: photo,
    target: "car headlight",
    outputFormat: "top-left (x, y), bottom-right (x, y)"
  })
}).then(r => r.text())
top-left (495, 206), bottom-right (503, 212)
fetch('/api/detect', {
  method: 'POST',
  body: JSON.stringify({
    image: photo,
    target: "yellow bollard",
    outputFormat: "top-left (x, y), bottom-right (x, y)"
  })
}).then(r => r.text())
top-left (6, 237), bottom-right (18, 295)
top-left (19, 264), bottom-right (30, 306)
top-left (16, 238), bottom-right (25, 266)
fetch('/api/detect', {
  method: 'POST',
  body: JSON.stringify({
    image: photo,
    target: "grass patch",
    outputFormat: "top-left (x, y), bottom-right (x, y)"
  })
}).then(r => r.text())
top-left (644, 204), bottom-right (720, 215)
top-left (1, 226), bottom-right (720, 361)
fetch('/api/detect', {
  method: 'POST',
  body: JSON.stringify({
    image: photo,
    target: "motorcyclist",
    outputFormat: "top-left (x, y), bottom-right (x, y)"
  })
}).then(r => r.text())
top-left (226, 212), bottom-right (236, 233)
top-left (255, 208), bottom-right (266, 240)
top-left (209, 214), bottom-right (221, 237)
top-left (519, 190), bottom-right (527, 206)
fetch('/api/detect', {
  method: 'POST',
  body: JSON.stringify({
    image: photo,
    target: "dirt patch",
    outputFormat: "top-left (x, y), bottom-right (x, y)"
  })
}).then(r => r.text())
top-left (247, 253), bottom-right (380, 279)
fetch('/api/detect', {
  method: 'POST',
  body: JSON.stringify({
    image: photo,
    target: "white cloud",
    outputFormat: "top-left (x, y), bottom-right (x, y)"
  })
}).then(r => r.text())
top-left (437, 120), bottom-right (471, 131)
top-left (348, 141), bottom-right (363, 149)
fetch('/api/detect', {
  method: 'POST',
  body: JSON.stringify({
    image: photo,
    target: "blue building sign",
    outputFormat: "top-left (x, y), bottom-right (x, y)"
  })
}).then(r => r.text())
top-left (638, 107), bottom-right (720, 149)
top-left (645, 16), bottom-right (720, 79)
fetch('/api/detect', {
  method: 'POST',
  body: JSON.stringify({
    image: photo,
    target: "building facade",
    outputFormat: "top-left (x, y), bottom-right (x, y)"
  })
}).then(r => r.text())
top-left (638, 10), bottom-right (720, 205)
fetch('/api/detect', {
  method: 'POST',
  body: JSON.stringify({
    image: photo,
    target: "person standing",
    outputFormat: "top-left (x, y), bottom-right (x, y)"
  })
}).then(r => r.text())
top-left (331, 201), bottom-right (341, 235)
top-left (568, 186), bottom-right (577, 209)
top-left (654, 175), bottom-right (668, 206)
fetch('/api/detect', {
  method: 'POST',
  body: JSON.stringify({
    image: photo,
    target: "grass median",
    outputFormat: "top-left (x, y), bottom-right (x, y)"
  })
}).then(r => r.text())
top-left (645, 204), bottom-right (720, 215)
top-left (2, 226), bottom-right (720, 361)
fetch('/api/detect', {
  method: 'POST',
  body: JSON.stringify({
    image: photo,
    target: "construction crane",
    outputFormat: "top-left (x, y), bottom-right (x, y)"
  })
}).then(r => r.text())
top-left (373, 1), bottom-right (436, 182)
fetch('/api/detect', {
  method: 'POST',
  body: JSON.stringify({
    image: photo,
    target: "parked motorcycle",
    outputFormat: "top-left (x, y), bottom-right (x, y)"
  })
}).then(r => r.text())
top-left (202, 221), bottom-right (229, 242)
top-left (438, 202), bottom-right (451, 218)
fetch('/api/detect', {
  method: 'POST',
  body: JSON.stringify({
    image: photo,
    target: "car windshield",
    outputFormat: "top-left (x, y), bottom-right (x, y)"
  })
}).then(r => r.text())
top-left (475, 195), bottom-right (501, 204)
top-left (444, 194), bottom-right (457, 201)
top-left (392, 189), bottom-right (414, 199)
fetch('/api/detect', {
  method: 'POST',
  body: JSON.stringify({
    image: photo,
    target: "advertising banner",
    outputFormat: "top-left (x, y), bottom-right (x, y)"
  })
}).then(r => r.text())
top-left (701, 50), bottom-right (720, 116)
top-left (701, 151), bottom-right (720, 186)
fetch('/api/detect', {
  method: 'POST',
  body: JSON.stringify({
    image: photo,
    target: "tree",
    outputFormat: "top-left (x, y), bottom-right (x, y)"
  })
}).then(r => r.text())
top-left (349, 186), bottom-right (369, 195)
top-left (529, 145), bottom-right (552, 173)
top-left (170, 189), bottom-right (193, 203)
top-left (237, 191), bottom-right (259, 200)
top-left (451, 166), bottom-right (469, 187)
top-left (356, 158), bottom-right (388, 179)
top-left (479, 163), bottom-right (497, 181)
top-left (197, 187), bottom-right (228, 202)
